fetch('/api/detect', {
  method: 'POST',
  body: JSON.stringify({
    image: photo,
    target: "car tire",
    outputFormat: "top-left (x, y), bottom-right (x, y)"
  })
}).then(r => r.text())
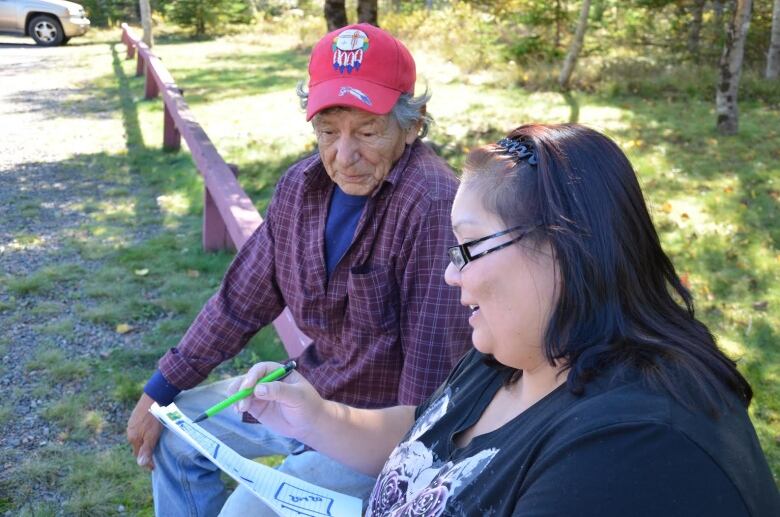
top-left (62, 36), bottom-right (71, 45)
top-left (28, 15), bottom-right (64, 46)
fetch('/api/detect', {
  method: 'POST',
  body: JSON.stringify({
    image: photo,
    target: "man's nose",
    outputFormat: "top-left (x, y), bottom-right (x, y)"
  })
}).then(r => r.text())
top-left (334, 135), bottom-right (359, 168)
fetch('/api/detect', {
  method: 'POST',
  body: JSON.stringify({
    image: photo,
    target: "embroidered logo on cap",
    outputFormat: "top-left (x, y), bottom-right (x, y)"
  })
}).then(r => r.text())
top-left (332, 29), bottom-right (369, 74)
top-left (338, 86), bottom-right (372, 106)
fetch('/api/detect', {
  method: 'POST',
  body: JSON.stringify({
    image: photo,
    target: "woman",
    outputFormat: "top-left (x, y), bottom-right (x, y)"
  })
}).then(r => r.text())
top-left (230, 124), bottom-right (779, 516)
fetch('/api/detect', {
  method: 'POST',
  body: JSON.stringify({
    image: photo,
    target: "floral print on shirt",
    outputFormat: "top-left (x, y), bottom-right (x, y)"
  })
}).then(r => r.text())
top-left (367, 389), bottom-right (499, 516)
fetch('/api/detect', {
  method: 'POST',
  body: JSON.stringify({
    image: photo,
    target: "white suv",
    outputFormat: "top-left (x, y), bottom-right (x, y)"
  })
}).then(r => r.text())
top-left (0, 0), bottom-right (90, 46)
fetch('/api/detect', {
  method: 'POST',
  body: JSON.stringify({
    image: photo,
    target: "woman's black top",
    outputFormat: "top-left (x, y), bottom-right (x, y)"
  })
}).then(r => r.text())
top-left (366, 349), bottom-right (779, 516)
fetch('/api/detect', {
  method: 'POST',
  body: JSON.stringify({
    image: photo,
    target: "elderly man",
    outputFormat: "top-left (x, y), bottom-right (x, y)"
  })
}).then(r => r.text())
top-left (126, 23), bottom-right (471, 516)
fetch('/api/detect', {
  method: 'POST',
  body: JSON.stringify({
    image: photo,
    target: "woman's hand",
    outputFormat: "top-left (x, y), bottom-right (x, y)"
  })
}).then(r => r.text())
top-left (228, 362), bottom-right (324, 442)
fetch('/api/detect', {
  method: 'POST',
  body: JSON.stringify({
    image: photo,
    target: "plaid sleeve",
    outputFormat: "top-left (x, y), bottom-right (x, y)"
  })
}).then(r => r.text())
top-left (397, 198), bottom-right (472, 405)
top-left (157, 195), bottom-right (287, 390)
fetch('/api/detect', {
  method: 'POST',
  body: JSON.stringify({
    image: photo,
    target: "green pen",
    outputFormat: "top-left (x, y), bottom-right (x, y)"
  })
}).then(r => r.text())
top-left (192, 360), bottom-right (297, 423)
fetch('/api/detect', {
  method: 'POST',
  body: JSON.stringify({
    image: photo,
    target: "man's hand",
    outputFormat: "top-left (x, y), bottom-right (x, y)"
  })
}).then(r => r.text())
top-left (127, 392), bottom-right (162, 471)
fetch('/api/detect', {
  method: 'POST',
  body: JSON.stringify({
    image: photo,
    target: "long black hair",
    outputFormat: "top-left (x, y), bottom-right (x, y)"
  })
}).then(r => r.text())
top-left (463, 123), bottom-right (752, 411)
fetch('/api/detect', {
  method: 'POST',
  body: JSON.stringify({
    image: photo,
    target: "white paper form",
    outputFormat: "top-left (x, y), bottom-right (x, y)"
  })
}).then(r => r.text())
top-left (150, 402), bottom-right (363, 517)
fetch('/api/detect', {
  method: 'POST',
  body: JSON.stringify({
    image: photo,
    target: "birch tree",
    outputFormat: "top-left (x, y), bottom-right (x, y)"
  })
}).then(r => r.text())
top-left (716, 0), bottom-right (752, 135)
top-left (559, 0), bottom-right (592, 91)
top-left (139, 0), bottom-right (153, 47)
top-left (767, 0), bottom-right (780, 79)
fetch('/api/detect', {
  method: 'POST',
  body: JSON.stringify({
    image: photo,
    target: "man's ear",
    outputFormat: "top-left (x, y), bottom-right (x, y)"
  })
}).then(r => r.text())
top-left (405, 105), bottom-right (426, 145)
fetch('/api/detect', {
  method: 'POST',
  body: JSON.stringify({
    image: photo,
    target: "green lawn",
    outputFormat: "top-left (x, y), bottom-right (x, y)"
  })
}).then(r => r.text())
top-left (0, 16), bottom-right (777, 513)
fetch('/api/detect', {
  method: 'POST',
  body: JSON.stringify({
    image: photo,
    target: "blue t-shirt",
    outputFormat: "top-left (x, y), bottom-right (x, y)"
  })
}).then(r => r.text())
top-left (324, 185), bottom-right (368, 278)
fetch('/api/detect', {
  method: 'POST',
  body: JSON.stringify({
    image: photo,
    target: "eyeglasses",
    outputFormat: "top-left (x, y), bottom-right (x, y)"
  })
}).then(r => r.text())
top-left (447, 226), bottom-right (530, 271)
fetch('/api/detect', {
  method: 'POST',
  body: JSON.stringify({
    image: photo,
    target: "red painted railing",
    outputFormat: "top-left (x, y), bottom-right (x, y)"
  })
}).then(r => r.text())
top-left (120, 23), bottom-right (311, 358)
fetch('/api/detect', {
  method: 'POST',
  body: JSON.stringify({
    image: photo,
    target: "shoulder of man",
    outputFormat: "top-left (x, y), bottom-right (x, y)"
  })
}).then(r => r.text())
top-left (393, 140), bottom-right (459, 205)
top-left (262, 151), bottom-right (323, 214)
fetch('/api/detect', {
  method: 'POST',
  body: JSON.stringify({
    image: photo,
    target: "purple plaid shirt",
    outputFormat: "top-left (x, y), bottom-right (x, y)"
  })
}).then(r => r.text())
top-left (155, 140), bottom-right (472, 408)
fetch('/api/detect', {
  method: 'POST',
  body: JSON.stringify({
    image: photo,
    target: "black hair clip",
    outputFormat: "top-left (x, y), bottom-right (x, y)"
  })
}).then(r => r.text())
top-left (496, 138), bottom-right (538, 166)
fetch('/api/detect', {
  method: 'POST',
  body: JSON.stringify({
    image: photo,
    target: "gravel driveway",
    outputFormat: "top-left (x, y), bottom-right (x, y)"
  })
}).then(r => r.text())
top-left (0, 35), bottom-right (156, 511)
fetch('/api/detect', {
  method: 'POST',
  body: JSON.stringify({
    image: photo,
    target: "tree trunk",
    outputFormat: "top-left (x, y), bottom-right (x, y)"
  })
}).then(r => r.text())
top-left (716, 0), bottom-right (752, 135)
top-left (558, 0), bottom-right (592, 91)
top-left (139, 0), bottom-right (153, 47)
top-left (688, 0), bottom-right (706, 61)
top-left (555, 0), bottom-right (563, 49)
top-left (357, 0), bottom-right (378, 26)
top-left (426, 0), bottom-right (434, 10)
top-left (767, 0), bottom-right (780, 79)
top-left (324, 0), bottom-right (348, 31)
top-left (391, 0), bottom-right (401, 12)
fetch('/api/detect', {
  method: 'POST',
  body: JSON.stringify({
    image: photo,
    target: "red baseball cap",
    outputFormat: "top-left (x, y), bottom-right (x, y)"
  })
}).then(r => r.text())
top-left (306, 23), bottom-right (416, 121)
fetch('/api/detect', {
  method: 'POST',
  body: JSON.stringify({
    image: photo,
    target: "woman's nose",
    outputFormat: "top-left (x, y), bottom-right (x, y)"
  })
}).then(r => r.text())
top-left (444, 261), bottom-right (460, 287)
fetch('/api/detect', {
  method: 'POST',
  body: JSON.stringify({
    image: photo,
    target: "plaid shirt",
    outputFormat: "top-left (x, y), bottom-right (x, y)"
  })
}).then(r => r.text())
top-left (157, 140), bottom-right (472, 408)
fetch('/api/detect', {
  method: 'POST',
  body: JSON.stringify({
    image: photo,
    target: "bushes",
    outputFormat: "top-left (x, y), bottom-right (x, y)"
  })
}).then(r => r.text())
top-left (164, 0), bottom-right (252, 36)
top-left (79, 0), bottom-right (137, 27)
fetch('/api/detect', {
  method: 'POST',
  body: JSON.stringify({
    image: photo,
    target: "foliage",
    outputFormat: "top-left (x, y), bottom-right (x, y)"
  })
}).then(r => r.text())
top-left (79, 0), bottom-right (137, 27)
top-left (164, 0), bottom-right (252, 36)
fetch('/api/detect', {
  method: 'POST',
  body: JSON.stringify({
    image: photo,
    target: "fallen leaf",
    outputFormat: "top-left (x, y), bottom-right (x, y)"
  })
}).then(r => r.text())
top-left (680, 212), bottom-right (689, 220)
top-left (134, 268), bottom-right (149, 276)
top-left (661, 202), bottom-right (673, 214)
top-left (116, 323), bottom-right (133, 334)
top-left (723, 186), bottom-right (734, 193)
top-left (187, 269), bottom-right (200, 278)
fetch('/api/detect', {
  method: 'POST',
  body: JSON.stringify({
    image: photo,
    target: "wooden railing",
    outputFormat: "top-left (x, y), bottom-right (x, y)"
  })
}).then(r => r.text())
top-left (120, 23), bottom-right (311, 358)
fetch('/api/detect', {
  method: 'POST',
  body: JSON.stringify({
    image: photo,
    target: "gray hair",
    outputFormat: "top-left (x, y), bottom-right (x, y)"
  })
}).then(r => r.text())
top-left (296, 81), bottom-right (433, 138)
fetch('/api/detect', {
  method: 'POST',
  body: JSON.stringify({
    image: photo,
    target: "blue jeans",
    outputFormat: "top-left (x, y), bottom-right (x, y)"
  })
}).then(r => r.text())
top-left (152, 378), bottom-right (376, 517)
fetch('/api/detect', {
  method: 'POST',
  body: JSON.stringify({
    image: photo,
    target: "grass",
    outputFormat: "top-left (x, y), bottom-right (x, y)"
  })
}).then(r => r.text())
top-left (26, 351), bottom-right (90, 384)
top-left (0, 446), bottom-right (153, 516)
top-left (0, 13), bottom-right (778, 513)
top-left (4, 264), bottom-right (85, 296)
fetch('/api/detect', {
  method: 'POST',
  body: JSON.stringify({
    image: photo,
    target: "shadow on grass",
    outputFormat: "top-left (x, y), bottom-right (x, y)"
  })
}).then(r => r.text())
top-left (166, 49), bottom-right (309, 105)
top-left (154, 32), bottom-right (219, 45)
top-left (110, 43), bottom-right (146, 153)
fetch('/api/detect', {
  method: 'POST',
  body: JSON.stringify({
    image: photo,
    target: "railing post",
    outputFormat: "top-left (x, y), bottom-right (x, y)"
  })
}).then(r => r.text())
top-left (136, 49), bottom-right (144, 77)
top-left (163, 98), bottom-right (181, 152)
top-left (203, 164), bottom-right (239, 252)
top-left (144, 61), bottom-right (159, 99)
top-left (124, 31), bottom-right (135, 60)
